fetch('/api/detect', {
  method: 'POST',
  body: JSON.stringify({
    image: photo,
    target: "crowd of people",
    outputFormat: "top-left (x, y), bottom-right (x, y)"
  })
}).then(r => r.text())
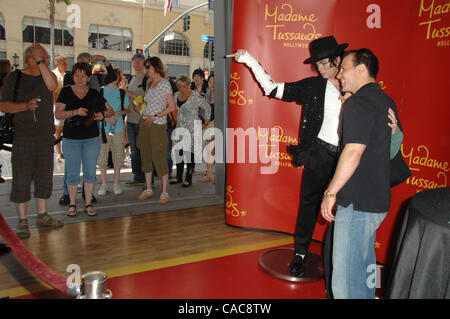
top-left (0, 43), bottom-right (216, 238)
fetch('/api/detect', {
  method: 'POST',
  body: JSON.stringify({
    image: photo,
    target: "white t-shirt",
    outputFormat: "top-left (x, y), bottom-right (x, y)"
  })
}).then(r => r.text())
top-left (317, 80), bottom-right (342, 146)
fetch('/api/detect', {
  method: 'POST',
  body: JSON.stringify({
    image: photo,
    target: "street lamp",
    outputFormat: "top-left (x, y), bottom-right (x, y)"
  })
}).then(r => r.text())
top-left (12, 53), bottom-right (19, 69)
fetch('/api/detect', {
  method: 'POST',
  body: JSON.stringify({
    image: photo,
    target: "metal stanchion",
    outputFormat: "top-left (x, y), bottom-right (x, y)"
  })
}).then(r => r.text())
top-left (76, 271), bottom-right (112, 299)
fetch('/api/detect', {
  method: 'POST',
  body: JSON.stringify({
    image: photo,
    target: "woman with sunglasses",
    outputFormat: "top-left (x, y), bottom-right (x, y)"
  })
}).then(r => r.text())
top-left (136, 57), bottom-right (176, 203)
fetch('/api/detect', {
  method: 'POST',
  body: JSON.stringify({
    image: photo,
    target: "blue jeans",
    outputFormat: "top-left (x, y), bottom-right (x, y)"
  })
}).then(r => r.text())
top-left (332, 204), bottom-right (387, 299)
top-left (127, 122), bottom-right (145, 182)
top-left (62, 137), bottom-right (100, 185)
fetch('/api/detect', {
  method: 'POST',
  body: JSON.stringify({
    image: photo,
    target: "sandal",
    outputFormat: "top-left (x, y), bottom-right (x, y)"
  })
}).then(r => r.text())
top-left (138, 189), bottom-right (153, 200)
top-left (200, 176), bottom-right (213, 183)
top-left (67, 205), bottom-right (77, 217)
top-left (16, 219), bottom-right (30, 239)
top-left (84, 204), bottom-right (97, 216)
top-left (159, 192), bottom-right (169, 204)
top-left (37, 212), bottom-right (64, 227)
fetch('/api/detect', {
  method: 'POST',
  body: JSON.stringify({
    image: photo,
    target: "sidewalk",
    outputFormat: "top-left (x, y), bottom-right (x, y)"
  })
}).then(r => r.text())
top-left (0, 149), bottom-right (223, 230)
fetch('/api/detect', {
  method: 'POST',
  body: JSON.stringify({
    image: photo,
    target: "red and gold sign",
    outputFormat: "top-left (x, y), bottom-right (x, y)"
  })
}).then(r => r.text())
top-left (227, 0), bottom-right (449, 265)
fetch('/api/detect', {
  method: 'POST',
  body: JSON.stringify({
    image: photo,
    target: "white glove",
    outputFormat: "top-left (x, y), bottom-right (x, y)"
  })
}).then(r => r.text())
top-left (237, 51), bottom-right (281, 96)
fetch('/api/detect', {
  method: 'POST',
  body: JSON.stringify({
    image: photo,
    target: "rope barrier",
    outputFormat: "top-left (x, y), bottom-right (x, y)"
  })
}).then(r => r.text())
top-left (0, 213), bottom-right (75, 297)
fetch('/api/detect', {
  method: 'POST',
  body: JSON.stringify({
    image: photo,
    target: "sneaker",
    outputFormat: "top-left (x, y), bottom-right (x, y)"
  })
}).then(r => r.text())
top-left (113, 184), bottom-right (123, 195)
top-left (98, 184), bottom-right (108, 196)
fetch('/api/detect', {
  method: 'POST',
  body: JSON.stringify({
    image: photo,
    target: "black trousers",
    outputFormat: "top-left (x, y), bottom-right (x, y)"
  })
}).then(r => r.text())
top-left (294, 141), bottom-right (338, 255)
top-left (175, 150), bottom-right (195, 182)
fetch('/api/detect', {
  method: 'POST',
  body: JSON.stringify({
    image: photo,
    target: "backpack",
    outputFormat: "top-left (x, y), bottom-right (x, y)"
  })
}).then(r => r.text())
top-left (167, 108), bottom-right (178, 129)
top-left (0, 69), bottom-right (22, 147)
top-left (127, 75), bottom-right (148, 93)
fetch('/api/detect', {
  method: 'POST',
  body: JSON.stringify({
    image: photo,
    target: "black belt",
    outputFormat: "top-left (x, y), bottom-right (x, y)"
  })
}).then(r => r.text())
top-left (316, 138), bottom-right (339, 153)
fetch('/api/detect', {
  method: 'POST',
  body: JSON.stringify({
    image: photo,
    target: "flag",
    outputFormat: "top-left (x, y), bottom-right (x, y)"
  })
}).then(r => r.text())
top-left (164, 0), bottom-right (173, 16)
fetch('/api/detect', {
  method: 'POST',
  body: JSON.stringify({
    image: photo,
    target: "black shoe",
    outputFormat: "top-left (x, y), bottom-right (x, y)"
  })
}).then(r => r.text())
top-left (0, 177), bottom-right (5, 183)
top-left (181, 180), bottom-right (192, 187)
top-left (169, 178), bottom-right (182, 184)
top-left (289, 253), bottom-right (305, 277)
top-left (0, 243), bottom-right (10, 254)
top-left (59, 194), bottom-right (70, 206)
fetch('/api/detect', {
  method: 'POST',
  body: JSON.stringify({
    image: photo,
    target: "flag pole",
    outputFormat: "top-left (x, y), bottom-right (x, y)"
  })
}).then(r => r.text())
top-left (143, 2), bottom-right (209, 57)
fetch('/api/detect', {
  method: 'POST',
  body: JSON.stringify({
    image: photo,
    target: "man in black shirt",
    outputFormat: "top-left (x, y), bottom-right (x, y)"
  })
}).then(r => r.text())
top-left (320, 49), bottom-right (397, 299)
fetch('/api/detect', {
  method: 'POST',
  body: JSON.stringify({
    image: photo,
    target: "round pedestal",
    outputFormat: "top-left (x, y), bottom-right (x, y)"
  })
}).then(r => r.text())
top-left (258, 248), bottom-right (324, 282)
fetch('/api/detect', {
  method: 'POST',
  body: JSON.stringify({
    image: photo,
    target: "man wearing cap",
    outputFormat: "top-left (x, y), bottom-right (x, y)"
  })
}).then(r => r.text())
top-left (228, 36), bottom-right (348, 277)
top-left (123, 53), bottom-right (147, 186)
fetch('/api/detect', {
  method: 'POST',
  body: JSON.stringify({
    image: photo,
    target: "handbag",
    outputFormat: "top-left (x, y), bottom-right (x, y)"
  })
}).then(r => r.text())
top-left (390, 119), bottom-right (411, 187)
top-left (390, 148), bottom-right (411, 187)
top-left (0, 70), bottom-right (22, 145)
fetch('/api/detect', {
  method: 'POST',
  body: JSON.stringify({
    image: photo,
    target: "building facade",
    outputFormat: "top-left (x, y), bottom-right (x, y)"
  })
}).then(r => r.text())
top-left (0, 0), bottom-right (214, 77)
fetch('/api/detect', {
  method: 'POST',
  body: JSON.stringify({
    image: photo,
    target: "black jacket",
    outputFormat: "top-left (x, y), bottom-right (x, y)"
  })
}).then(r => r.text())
top-left (270, 76), bottom-right (328, 165)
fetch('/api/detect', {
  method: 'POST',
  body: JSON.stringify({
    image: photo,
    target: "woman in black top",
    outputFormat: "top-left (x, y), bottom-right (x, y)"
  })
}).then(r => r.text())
top-left (55, 62), bottom-right (109, 217)
top-left (0, 59), bottom-right (12, 183)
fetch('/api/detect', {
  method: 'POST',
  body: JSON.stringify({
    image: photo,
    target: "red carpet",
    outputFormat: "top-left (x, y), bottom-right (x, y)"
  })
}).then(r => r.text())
top-left (14, 242), bottom-right (326, 299)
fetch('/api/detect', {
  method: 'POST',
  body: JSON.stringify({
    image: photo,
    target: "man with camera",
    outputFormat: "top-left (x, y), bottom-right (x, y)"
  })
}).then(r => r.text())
top-left (0, 43), bottom-right (63, 239)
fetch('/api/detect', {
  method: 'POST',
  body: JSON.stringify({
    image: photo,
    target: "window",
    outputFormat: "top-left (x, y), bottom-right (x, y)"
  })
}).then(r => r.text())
top-left (88, 25), bottom-right (132, 51)
top-left (110, 60), bottom-right (132, 77)
top-left (203, 41), bottom-right (214, 61)
top-left (158, 32), bottom-right (190, 56)
top-left (22, 17), bottom-right (74, 46)
top-left (0, 52), bottom-right (6, 60)
top-left (0, 14), bottom-right (5, 40)
top-left (166, 64), bottom-right (190, 79)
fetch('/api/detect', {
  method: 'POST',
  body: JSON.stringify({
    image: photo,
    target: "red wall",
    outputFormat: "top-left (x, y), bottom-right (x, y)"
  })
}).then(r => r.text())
top-left (226, 0), bottom-right (450, 265)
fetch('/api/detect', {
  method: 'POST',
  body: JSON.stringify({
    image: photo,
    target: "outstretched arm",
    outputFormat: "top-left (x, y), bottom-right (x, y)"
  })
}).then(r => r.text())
top-left (388, 107), bottom-right (403, 159)
top-left (227, 50), bottom-right (284, 98)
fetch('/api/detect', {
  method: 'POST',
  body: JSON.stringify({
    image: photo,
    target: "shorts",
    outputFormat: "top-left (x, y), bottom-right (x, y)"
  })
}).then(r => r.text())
top-left (97, 131), bottom-right (125, 168)
top-left (10, 141), bottom-right (54, 203)
top-left (137, 121), bottom-right (168, 176)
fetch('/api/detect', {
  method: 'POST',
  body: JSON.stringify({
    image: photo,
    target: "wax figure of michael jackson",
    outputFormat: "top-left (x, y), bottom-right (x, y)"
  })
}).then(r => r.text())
top-left (229, 36), bottom-right (349, 277)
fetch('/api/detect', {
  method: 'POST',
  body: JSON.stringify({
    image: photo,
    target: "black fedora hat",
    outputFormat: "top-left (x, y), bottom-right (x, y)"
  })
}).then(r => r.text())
top-left (304, 36), bottom-right (348, 64)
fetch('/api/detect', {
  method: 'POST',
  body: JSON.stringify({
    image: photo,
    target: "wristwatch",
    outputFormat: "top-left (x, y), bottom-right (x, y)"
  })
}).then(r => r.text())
top-left (323, 190), bottom-right (336, 197)
top-left (37, 59), bottom-right (45, 65)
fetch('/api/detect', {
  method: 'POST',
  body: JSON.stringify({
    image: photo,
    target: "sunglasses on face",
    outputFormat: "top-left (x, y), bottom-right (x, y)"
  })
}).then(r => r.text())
top-left (145, 65), bottom-right (151, 69)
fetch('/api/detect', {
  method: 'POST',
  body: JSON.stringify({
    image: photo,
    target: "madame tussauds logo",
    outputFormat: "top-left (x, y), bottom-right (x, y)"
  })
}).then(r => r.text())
top-left (418, 0), bottom-right (450, 41)
top-left (264, 3), bottom-right (322, 43)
